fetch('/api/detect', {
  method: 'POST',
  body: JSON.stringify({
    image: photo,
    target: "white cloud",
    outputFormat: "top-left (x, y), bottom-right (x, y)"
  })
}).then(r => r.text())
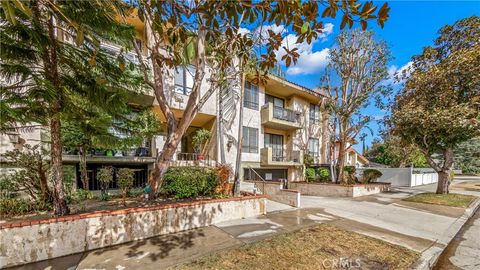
top-left (286, 48), bottom-right (330, 75)
top-left (318, 23), bottom-right (334, 41)
top-left (278, 23), bottom-right (334, 75)
top-left (237, 27), bottom-right (251, 35)
top-left (386, 61), bottom-right (413, 84)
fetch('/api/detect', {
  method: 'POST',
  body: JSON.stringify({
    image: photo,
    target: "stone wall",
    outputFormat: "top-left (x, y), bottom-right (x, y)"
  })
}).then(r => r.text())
top-left (0, 196), bottom-right (266, 268)
top-left (248, 180), bottom-right (300, 207)
top-left (288, 182), bottom-right (390, 197)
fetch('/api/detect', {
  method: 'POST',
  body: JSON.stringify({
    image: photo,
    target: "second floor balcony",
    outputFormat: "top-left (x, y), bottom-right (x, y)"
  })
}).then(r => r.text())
top-left (260, 147), bottom-right (303, 167)
top-left (261, 103), bottom-right (302, 130)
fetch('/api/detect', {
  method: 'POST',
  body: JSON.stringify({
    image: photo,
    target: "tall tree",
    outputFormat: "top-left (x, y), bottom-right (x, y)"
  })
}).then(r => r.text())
top-left (1, 0), bottom-right (139, 215)
top-left (391, 16), bottom-right (480, 194)
top-left (129, 0), bottom-right (390, 196)
top-left (322, 29), bottom-right (390, 184)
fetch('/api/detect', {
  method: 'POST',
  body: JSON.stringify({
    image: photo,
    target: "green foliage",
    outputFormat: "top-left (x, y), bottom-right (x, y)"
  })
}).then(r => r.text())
top-left (362, 169), bottom-right (383, 183)
top-left (343, 166), bottom-right (356, 175)
top-left (0, 198), bottom-right (50, 217)
top-left (161, 167), bottom-right (219, 199)
top-left (97, 166), bottom-right (113, 199)
top-left (68, 189), bottom-right (94, 204)
top-left (366, 137), bottom-right (428, 167)
top-left (317, 168), bottom-right (331, 182)
top-left (1, 144), bottom-right (52, 203)
top-left (391, 17), bottom-right (480, 173)
top-left (192, 129), bottom-right (211, 153)
top-left (305, 168), bottom-right (316, 182)
top-left (303, 153), bottom-right (314, 167)
top-left (117, 168), bottom-right (134, 205)
top-left (0, 176), bottom-right (16, 199)
top-left (454, 137), bottom-right (480, 174)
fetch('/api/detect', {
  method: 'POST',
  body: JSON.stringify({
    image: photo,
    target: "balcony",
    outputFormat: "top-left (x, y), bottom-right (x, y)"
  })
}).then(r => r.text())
top-left (261, 103), bottom-right (301, 130)
top-left (260, 147), bottom-right (303, 167)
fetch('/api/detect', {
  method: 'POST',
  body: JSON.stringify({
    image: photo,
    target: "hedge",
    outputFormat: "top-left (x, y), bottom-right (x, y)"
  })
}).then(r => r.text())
top-left (161, 166), bottom-right (219, 199)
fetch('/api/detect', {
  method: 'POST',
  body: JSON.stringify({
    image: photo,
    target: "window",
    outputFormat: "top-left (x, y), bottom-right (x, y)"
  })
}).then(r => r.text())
top-left (265, 94), bottom-right (285, 108)
top-left (308, 137), bottom-right (319, 157)
top-left (309, 103), bottom-right (320, 124)
top-left (242, 126), bottom-right (258, 153)
top-left (265, 133), bottom-right (284, 160)
top-left (244, 81), bottom-right (259, 110)
top-left (174, 66), bottom-right (195, 95)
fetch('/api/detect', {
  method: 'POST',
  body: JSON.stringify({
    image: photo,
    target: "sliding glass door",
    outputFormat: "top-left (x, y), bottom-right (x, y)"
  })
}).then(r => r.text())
top-left (265, 133), bottom-right (284, 161)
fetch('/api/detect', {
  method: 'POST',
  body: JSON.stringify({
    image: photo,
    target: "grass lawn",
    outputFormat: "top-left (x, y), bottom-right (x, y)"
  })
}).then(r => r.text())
top-left (403, 193), bottom-right (476, 208)
top-left (172, 224), bottom-right (419, 270)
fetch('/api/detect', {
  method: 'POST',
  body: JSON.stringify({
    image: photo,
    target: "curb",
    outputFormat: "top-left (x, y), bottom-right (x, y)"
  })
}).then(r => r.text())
top-left (411, 197), bottom-right (480, 270)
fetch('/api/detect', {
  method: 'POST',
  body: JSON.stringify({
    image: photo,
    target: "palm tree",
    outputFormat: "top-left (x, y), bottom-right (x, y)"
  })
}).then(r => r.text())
top-left (1, 0), bottom-right (140, 215)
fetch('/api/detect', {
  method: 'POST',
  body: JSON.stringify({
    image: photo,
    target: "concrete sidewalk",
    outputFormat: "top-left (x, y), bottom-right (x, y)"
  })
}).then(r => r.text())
top-left (11, 177), bottom-right (479, 270)
top-left (434, 207), bottom-right (480, 270)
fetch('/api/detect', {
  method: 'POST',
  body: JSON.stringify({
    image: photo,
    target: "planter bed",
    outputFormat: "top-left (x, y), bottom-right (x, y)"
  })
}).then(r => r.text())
top-left (0, 195), bottom-right (266, 268)
top-left (289, 182), bottom-right (391, 197)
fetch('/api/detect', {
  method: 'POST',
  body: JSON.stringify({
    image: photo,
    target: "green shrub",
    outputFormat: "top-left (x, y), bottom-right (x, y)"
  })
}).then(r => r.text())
top-left (305, 168), bottom-right (316, 182)
top-left (0, 176), bottom-right (16, 199)
top-left (362, 169), bottom-right (383, 183)
top-left (317, 168), bottom-right (331, 182)
top-left (128, 188), bottom-right (143, 197)
top-left (117, 168), bottom-right (135, 205)
top-left (0, 198), bottom-right (49, 217)
top-left (343, 166), bottom-right (356, 175)
top-left (97, 166), bottom-right (113, 200)
top-left (161, 167), bottom-right (219, 199)
top-left (69, 189), bottom-right (94, 203)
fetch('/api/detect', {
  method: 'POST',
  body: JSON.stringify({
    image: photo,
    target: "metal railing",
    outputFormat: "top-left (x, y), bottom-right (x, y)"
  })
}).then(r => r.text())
top-left (246, 166), bottom-right (265, 195)
top-left (270, 150), bottom-right (301, 163)
top-left (272, 106), bottom-right (300, 123)
top-left (169, 152), bottom-right (216, 167)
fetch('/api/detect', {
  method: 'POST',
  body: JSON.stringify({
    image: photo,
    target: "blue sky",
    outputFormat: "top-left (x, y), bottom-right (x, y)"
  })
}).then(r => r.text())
top-left (278, 1), bottom-right (480, 152)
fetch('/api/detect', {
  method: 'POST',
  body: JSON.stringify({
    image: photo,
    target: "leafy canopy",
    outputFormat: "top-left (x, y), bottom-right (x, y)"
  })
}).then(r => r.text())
top-left (392, 16), bottom-right (480, 157)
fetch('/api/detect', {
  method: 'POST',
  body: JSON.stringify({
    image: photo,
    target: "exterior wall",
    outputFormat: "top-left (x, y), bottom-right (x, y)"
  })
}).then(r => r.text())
top-left (0, 196), bottom-right (266, 268)
top-left (357, 167), bottom-right (413, 187)
top-left (0, 125), bottom-right (46, 155)
top-left (289, 182), bottom-right (390, 197)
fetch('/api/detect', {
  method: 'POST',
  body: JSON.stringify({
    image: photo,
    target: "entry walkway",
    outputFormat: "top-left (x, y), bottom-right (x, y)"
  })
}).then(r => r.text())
top-left (12, 178), bottom-right (480, 270)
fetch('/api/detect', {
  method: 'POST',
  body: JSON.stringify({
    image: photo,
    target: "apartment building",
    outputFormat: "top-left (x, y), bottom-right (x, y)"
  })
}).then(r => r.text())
top-left (0, 12), bottom-right (331, 190)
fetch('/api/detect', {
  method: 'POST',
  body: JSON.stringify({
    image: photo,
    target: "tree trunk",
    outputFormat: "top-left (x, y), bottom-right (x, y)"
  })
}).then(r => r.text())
top-left (337, 138), bottom-right (347, 184)
top-left (436, 171), bottom-right (450, 194)
top-left (50, 117), bottom-right (70, 215)
top-left (218, 88), bottom-right (226, 164)
top-left (79, 145), bottom-right (88, 190)
top-left (233, 71), bottom-right (245, 196)
top-left (150, 132), bottom-right (182, 196)
top-left (38, 161), bottom-right (52, 203)
top-left (425, 147), bottom-right (454, 195)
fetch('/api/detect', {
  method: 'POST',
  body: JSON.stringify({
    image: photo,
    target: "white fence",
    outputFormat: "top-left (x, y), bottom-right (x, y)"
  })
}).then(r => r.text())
top-left (357, 167), bottom-right (439, 187)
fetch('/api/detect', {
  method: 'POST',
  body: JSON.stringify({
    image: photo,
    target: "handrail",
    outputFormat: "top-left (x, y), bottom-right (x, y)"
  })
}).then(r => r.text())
top-left (247, 166), bottom-right (265, 195)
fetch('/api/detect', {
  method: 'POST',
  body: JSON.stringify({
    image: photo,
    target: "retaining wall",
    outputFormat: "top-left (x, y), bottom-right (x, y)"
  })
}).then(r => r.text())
top-left (0, 196), bottom-right (266, 268)
top-left (288, 182), bottom-right (391, 197)
top-left (248, 180), bottom-right (300, 207)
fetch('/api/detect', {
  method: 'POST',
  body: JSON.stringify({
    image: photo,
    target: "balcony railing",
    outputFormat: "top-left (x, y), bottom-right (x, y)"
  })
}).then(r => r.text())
top-left (261, 147), bottom-right (303, 166)
top-left (169, 152), bottom-right (216, 167)
top-left (272, 106), bottom-right (300, 123)
top-left (261, 103), bottom-right (302, 130)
